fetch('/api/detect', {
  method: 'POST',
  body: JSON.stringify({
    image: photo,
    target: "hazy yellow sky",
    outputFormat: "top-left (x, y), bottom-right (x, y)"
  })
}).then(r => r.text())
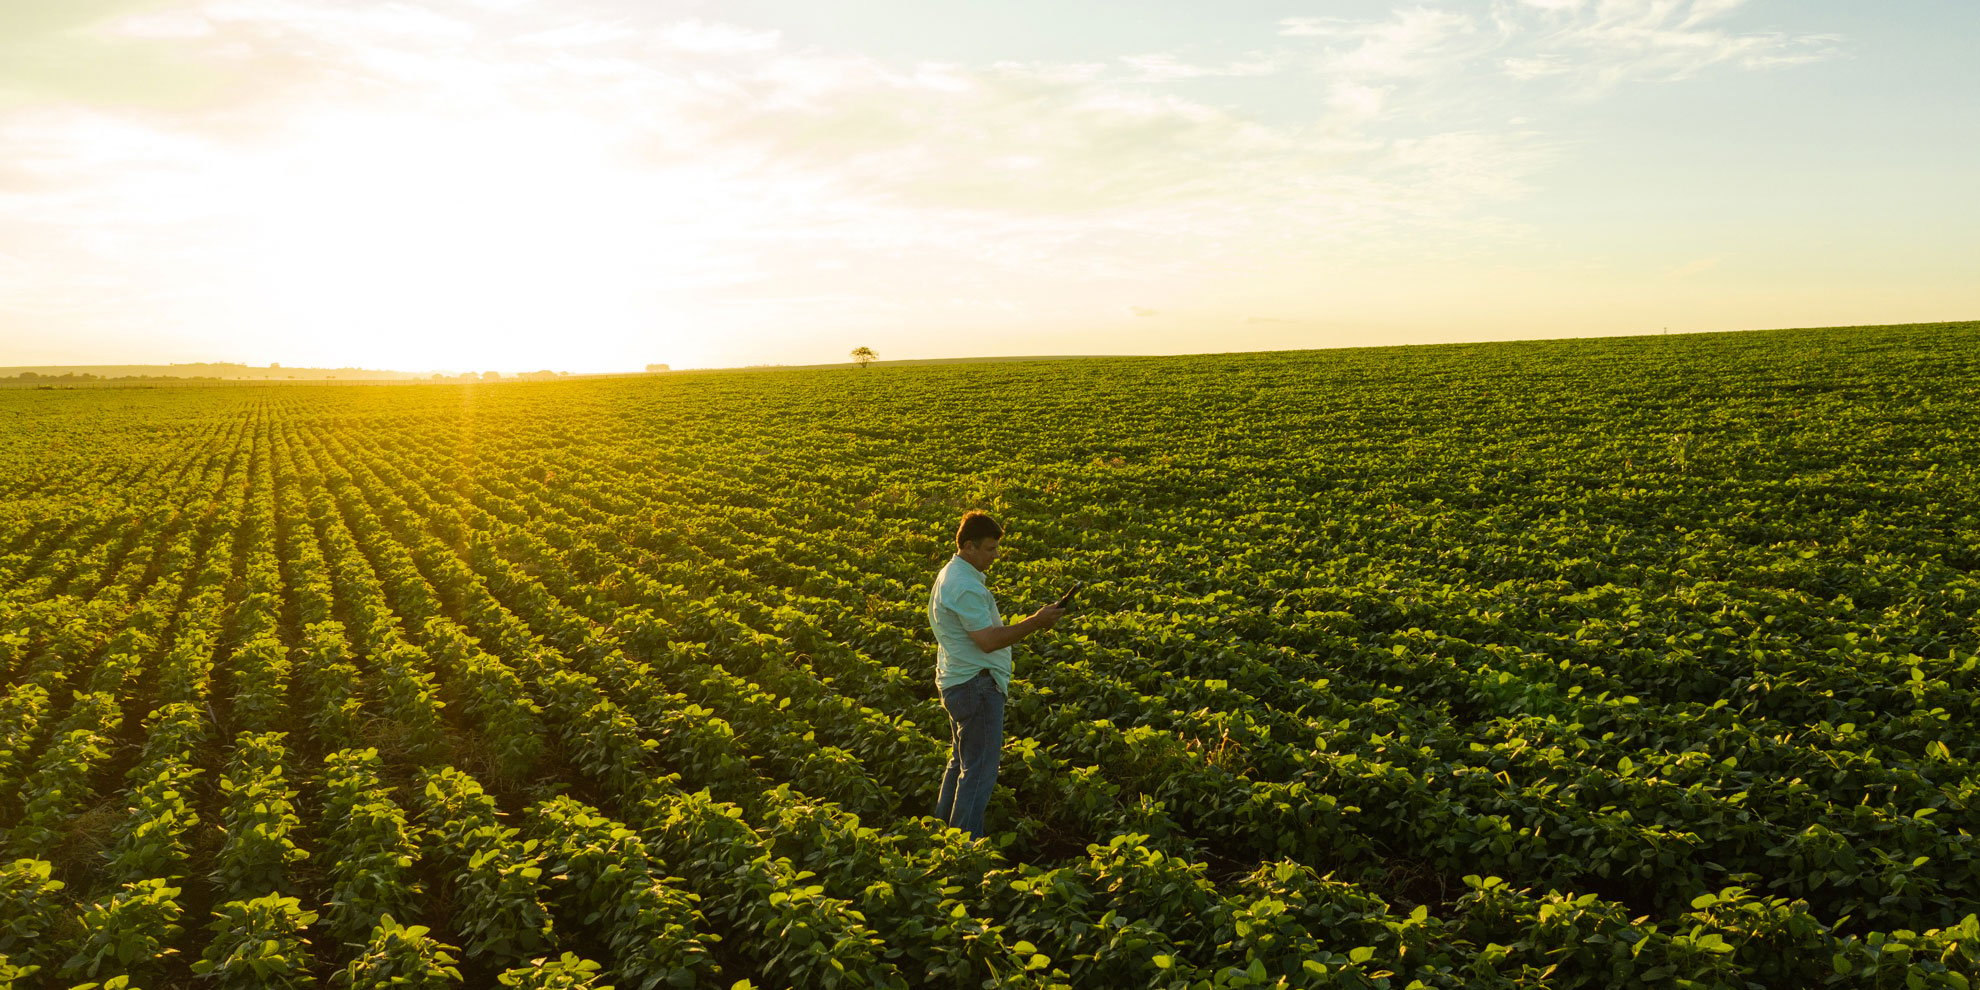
top-left (1, 0), bottom-right (1974, 371)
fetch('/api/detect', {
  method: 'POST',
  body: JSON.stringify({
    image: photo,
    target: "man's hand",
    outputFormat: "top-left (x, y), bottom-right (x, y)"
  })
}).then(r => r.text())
top-left (1029, 603), bottom-right (1065, 630)
top-left (966, 604), bottom-right (1064, 652)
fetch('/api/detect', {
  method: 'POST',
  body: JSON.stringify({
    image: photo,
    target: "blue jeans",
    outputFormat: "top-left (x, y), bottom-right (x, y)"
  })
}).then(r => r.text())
top-left (934, 671), bottom-right (1005, 838)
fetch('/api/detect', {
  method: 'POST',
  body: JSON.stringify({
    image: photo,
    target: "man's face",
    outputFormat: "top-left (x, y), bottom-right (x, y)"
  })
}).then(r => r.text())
top-left (960, 536), bottom-right (1001, 569)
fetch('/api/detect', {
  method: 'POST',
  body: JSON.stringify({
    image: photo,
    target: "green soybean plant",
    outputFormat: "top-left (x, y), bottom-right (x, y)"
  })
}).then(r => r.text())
top-left (191, 893), bottom-right (319, 989)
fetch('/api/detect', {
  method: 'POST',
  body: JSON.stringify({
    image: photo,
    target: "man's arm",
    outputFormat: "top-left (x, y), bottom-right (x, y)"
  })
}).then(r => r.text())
top-left (967, 604), bottom-right (1064, 653)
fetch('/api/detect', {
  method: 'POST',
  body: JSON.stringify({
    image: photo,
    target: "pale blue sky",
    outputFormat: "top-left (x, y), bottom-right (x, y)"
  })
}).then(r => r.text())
top-left (1, 0), bottom-right (1973, 371)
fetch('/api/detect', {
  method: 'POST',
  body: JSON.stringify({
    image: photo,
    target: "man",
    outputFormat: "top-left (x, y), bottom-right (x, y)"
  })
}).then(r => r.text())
top-left (929, 511), bottom-right (1062, 839)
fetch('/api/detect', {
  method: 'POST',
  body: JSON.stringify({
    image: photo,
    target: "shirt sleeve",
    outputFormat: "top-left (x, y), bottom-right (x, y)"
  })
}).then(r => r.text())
top-left (944, 583), bottom-right (1003, 633)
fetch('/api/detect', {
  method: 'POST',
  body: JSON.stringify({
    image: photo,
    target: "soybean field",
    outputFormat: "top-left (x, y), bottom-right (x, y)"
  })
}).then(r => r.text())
top-left (2, 320), bottom-right (1978, 989)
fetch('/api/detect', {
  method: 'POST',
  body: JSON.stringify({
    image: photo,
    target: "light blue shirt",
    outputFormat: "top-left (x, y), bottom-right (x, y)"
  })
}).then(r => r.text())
top-left (930, 555), bottom-right (1011, 695)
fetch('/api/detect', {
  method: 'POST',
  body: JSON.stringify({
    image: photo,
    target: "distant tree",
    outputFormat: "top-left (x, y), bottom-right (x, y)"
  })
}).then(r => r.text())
top-left (645, 363), bottom-right (670, 373)
top-left (850, 346), bottom-right (877, 370)
top-left (481, 371), bottom-right (502, 381)
top-left (270, 362), bottom-right (280, 368)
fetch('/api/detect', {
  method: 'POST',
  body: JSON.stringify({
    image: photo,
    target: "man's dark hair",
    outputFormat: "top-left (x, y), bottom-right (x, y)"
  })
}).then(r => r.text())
top-left (956, 511), bottom-right (1003, 548)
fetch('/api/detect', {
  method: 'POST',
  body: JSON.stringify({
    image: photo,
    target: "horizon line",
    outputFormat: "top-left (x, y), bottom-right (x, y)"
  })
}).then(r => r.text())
top-left (4, 318), bottom-right (1974, 380)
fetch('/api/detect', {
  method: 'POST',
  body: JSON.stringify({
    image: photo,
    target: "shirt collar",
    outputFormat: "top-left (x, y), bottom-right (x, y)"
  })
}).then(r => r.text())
top-left (950, 554), bottom-right (985, 581)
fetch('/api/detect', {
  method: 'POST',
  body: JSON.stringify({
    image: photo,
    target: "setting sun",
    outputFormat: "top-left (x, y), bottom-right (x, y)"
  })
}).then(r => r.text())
top-left (225, 110), bottom-right (715, 371)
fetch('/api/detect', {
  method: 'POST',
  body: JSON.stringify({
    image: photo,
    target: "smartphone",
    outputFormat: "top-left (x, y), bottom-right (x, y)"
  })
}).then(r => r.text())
top-left (1052, 582), bottom-right (1083, 611)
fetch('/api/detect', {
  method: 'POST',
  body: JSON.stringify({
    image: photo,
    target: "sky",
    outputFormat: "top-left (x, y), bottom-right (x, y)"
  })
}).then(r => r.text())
top-left (1, 0), bottom-right (1975, 372)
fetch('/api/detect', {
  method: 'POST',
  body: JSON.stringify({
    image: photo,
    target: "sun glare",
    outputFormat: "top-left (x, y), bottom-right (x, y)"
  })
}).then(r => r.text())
top-left (233, 111), bottom-right (706, 371)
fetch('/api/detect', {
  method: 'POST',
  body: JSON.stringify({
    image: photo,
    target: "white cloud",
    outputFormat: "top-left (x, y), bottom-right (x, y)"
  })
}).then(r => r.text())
top-left (1517, 0), bottom-right (1845, 90)
top-left (1117, 52), bottom-right (1282, 82)
top-left (657, 18), bottom-right (781, 56)
top-left (513, 20), bottom-right (639, 49)
top-left (990, 60), bottom-right (1109, 85)
top-left (1668, 255), bottom-right (1724, 277)
top-left (1277, 17), bottom-right (1355, 39)
top-left (1679, 0), bottom-right (1751, 31)
top-left (198, 0), bottom-right (480, 46)
top-left (1282, 1), bottom-right (1843, 94)
top-left (97, 10), bottom-right (218, 40)
top-left (1328, 81), bottom-right (1389, 121)
top-left (1282, 9), bottom-right (1489, 79)
top-left (1502, 54), bottom-right (1571, 79)
top-left (1388, 130), bottom-right (1550, 207)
